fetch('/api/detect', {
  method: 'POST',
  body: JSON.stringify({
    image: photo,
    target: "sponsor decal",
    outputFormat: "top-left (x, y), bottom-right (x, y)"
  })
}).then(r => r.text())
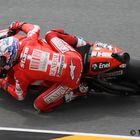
top-left (29, 49), bottom-right (50, 71)
top-left (94, 47), bottom-right (101, 51)
top-left (15, 80), bottom-right (23, 95)
top-left (15, 79), bottom-right (23, 100)
top-left (91, 51), bottom-right (112, 57)
top-left (69, 59), bottom-right (76, 80)
top-left (57, 55), bottom-right (65, 77)
top-left (44, 85), bottom-right (69, 104)
top-left (51, 37), bottom-right (69, 53)
top-left (102, 70), bottom-right (123, 78)
top-left (92, 62), bottom-right (110, 71)
top-left (20, 47), bottom-right (29, 68)
top-left (76, 58), bottom-right (83, 84)
top-left (49, 53), bottom-right (59, 76)
top-left (95, 42), bottom-right (113, 50)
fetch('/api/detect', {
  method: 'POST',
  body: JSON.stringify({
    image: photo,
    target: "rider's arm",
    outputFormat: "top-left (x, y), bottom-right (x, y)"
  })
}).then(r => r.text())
top-left (0, 70), bottom-right (29, 100)
top-left (9, 21), bottom-right (40, 40)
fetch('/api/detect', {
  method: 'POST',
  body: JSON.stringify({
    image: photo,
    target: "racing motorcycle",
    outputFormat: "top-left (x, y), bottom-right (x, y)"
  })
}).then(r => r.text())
top-left (0, 29), bottom-right (140, 98)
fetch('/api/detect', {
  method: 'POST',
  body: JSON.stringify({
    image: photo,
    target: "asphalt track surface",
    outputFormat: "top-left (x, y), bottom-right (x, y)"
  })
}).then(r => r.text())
top-left (0, 0), bottom-right (140, 137)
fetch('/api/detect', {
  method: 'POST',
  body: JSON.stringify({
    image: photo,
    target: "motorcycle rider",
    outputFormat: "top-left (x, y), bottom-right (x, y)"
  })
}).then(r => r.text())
top-left (0, 21), bottom-right (89, 112)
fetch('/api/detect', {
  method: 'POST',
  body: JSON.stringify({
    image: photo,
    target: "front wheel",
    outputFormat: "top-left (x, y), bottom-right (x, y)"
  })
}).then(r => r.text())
top-left (124, 58), bottom-right (140, 82)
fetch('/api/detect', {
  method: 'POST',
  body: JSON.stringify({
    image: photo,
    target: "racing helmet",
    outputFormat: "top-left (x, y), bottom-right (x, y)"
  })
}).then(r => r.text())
top-left (0, 37), bottom-right (19, 77)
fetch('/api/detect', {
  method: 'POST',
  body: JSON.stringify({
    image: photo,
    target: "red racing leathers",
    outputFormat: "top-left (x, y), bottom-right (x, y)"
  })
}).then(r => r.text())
top-left (0, 22), bottom-right (83, 112)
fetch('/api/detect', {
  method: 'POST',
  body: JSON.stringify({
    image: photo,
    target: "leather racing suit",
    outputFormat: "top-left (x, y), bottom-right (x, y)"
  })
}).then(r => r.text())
top-left (0, 22), bottom-right (83, 112)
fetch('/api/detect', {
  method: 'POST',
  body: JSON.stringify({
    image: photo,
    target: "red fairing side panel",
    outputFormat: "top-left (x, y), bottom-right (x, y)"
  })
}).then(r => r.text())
top-left (87, 43), bottom-right (123, 76)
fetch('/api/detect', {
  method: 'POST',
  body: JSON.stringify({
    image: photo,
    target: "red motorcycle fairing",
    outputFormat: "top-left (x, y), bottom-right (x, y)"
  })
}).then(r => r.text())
top-left (87, 42), bottom-right (124, 76)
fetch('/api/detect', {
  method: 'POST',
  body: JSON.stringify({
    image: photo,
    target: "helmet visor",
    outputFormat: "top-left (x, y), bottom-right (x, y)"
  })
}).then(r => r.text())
top-left (0, 56), bottom-right (6, 67)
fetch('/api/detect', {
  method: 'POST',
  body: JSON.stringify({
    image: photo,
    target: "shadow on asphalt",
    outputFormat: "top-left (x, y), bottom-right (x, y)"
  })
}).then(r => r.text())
top-left (0, 88), bottom-right (140, 128)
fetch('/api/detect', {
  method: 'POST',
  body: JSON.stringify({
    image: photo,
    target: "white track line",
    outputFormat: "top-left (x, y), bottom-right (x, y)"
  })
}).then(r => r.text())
top-left (0, 127), bottom-right (139, 139)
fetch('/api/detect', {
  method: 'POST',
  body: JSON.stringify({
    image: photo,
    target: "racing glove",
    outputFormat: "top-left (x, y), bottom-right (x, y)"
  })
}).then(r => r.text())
top-left (8, 21), bottom-right (26, 36)
top-left (0, 77), bottom-right (9, 91)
